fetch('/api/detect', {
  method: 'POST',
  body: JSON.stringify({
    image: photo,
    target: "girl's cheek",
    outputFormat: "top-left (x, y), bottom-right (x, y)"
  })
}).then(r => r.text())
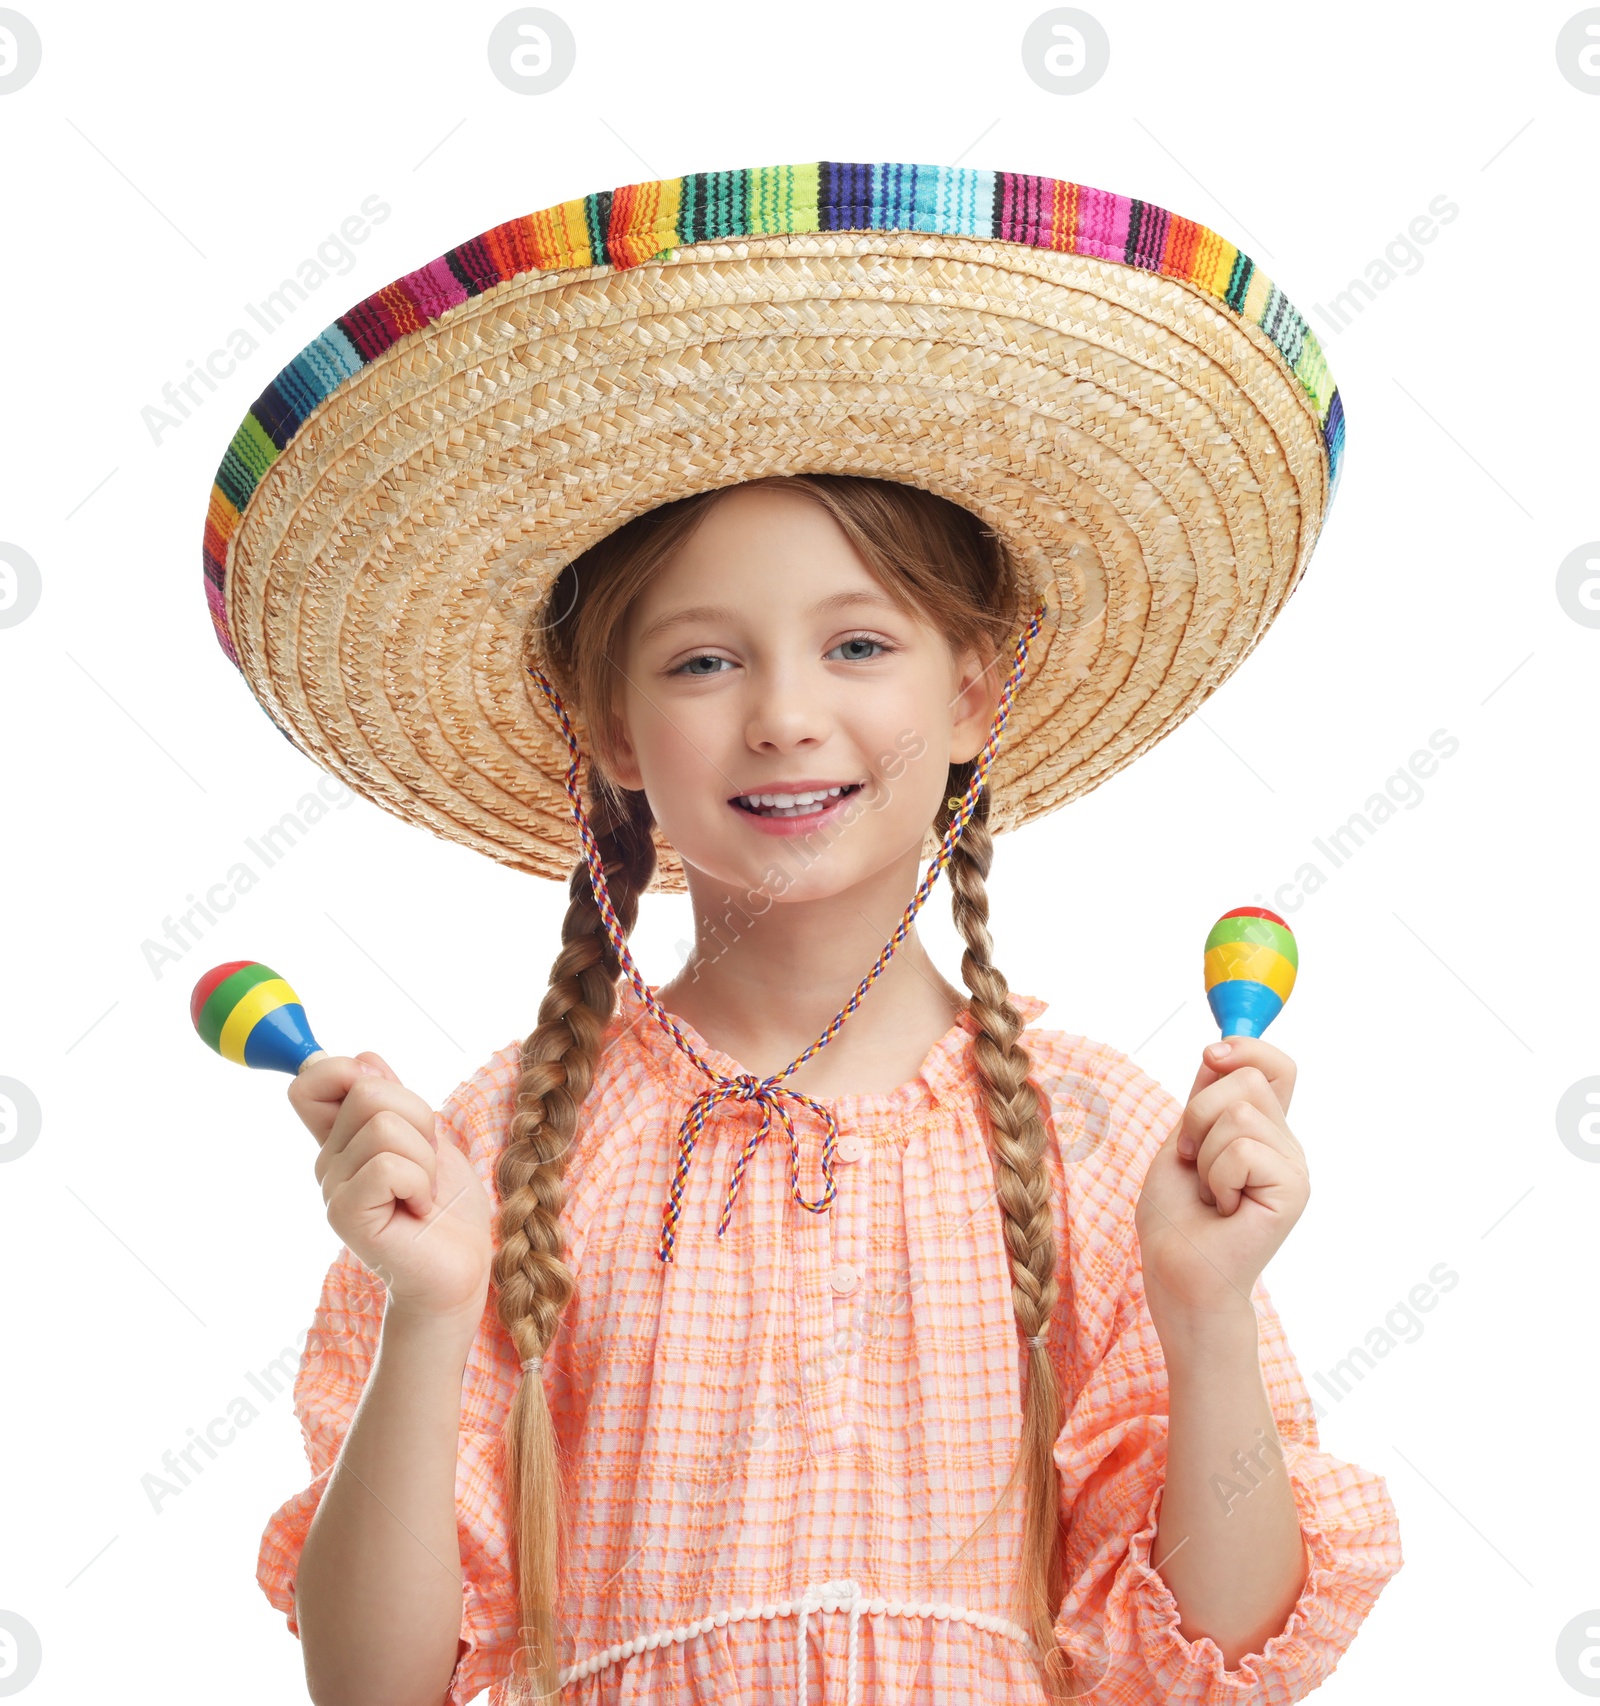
top-left (865, 741), bottom-right (933, 814)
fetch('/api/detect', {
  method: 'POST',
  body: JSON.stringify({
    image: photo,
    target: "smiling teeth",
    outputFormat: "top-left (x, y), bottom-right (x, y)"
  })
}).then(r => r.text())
top-left (737, 784), bottom-right (855, 816)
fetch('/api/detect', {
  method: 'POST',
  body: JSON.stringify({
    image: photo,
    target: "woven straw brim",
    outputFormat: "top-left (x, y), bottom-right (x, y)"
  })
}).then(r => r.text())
top-left (220, 230), bottom-right (1329, 894)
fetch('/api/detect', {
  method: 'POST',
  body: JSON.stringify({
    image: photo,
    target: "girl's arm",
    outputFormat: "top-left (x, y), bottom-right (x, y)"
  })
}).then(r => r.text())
top-left (282, 1051), bottom-right (497, 1706)
top-left (294, 1299), bottom-right (484, 1706)
top-left (1148, 1299), bottom-right (1310, 1667)
top-left (1039, 1025), bottom-right (1401, 1701)
top-left (1136, 1035), bottom-right (1324, 1668)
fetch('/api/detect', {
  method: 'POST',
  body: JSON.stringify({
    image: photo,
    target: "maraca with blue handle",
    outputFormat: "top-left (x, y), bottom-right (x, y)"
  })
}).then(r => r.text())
top-left (189, 959), bottom-right (496, 1349)
top-left (1203, 906), bottom-right (1297, 1038)
top-left (190, 961), bottom-right (326, 1074)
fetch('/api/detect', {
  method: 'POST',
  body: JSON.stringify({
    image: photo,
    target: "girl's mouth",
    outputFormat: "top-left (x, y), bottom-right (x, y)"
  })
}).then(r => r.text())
top-left (729, 781), bottom-right (866, 831)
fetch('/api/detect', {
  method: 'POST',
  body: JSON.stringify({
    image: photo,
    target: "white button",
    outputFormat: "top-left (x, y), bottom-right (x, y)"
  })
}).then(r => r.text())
top-left (834, 1136), bottom-right (866, 1164)
top-left (830, 1263), bottom-right (860, 1295)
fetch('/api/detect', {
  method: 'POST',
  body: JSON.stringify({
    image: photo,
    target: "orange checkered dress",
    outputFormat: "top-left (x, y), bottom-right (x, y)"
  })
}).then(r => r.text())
top-left (257, 982), bottom-right (1403, 1703)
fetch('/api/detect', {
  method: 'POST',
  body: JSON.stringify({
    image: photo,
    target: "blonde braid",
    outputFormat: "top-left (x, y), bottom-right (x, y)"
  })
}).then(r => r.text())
top-left (493, 782), bottom-right (657, 1703)
top-left (944, 778), bottom-right (1093, 1702)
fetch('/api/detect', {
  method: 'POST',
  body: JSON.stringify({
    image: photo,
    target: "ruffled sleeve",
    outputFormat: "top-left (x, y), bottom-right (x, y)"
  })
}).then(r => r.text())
top-left (255, 1048), bottom-right (526, 1706)
top-left (1035, 1034), bottom-right (1404, 1703)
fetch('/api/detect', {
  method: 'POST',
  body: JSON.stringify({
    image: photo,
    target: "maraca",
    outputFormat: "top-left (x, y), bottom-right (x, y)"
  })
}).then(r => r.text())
top-left (191, 961), bottom-right (326, 1074)
top-left (1203, 907), bottom-right (1297, 1038)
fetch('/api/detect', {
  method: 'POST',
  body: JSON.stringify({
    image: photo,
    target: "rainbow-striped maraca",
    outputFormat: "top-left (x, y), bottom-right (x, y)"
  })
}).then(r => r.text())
top-left (190, 961), bottom-right (326, 1074)
top-left (1203, 907), bottom-right (1297, 1038)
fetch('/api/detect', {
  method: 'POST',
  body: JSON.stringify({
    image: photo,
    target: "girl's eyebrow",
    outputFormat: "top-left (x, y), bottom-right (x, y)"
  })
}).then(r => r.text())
top-left (635, 588), bottom-right (902, 648)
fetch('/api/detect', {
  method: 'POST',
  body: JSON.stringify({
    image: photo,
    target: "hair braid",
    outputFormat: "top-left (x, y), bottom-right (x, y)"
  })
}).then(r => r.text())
top-left (943, 773), bottom-right (1091, 1702)
top-left (494, 781), bottom-right (657, 1703)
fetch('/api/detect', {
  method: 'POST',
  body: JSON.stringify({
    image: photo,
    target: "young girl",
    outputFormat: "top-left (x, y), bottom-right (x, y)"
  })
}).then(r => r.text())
top-left (205, 163), bottom-right (1403, 1704)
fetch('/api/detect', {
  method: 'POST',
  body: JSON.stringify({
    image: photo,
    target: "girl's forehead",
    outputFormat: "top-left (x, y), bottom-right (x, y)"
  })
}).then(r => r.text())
top-left (631, 499), bottom-right (888, 607)
top-left (668, 484), bottom-right (855, 549)
top-left (635, 584), bottom-right (913, 645)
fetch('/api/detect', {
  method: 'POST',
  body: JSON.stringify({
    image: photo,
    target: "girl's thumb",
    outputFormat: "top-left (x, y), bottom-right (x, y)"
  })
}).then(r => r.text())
top-left (354, 1051), bottom-right (400, 1082)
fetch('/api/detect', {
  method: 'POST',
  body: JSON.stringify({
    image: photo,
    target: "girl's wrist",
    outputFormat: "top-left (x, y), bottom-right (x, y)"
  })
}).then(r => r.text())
top-left (381, 1293), bottom-right (488, 1352)
top-left (1144, 1285), bottom-right (1261, 1367)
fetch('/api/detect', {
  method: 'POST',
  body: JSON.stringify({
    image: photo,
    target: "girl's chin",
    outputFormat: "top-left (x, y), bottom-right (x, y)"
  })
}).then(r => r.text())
top-left (665, 821), bottom-right (931, 906)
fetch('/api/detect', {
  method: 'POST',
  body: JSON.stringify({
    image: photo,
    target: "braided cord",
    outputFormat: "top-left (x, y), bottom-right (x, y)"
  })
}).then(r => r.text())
top-left (527, 601), bottom-right (1046, 1262)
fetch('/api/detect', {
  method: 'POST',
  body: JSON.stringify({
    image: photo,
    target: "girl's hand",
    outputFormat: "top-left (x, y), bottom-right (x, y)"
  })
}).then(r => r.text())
top-left (287, 1052), bottom-right (493, 1322)
top-left (1134, 1038), bottom-right (1310, 1324)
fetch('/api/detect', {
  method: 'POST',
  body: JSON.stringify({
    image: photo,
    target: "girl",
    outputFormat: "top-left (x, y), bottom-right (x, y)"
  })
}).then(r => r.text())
top-left (205, 163), bottom-right (1403, 1704)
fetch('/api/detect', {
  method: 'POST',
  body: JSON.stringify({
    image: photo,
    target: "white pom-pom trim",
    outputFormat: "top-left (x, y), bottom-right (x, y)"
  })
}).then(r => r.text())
top-left (557, 1579), bottom-right (1034, 1696)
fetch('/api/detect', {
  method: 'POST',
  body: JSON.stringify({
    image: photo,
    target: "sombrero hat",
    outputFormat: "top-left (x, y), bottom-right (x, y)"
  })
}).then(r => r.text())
top-left (201, 160), bottom-right (1343, 895)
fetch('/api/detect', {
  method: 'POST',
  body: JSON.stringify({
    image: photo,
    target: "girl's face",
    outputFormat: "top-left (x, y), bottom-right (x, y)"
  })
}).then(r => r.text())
top-left (603, 484), bottom-right (1000, 903)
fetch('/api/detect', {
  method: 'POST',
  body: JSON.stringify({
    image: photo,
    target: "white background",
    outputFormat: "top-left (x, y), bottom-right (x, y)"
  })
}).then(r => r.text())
top-left (1, 1), bottom-right (1595, 1700)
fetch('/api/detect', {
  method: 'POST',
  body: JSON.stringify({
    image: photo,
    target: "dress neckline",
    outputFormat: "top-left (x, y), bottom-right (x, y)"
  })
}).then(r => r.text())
top-left (611, 977), bottom-right (1050, 1131)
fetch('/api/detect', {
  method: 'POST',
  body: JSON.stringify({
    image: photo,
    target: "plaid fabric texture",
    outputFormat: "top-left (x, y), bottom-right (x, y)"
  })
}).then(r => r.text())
top-left (257, 984), bottom-right (1402, 1703)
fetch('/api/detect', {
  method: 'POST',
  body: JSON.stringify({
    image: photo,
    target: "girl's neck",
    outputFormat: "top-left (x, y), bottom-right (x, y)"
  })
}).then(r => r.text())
top-left (653, 848), bottom-right (969, 1099)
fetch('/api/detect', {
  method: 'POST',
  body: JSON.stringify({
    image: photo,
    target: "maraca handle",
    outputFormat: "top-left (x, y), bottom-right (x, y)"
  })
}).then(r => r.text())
top-left (298, 1049), bottom-right (329, 1074)
top-left (1206, 988), bottom-right (1280, 1038)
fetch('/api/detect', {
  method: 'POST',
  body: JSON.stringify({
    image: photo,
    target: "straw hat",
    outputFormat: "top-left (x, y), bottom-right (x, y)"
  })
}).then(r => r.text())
top-left (202, 161), bottom-right (1343, 895)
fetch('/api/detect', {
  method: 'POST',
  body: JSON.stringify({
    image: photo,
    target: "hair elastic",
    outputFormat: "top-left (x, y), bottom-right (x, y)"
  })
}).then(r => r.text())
top-left (1026, 1333), bottom-right (1047, 1348)
top-left (521, 1356), bottom-right (543, 1373)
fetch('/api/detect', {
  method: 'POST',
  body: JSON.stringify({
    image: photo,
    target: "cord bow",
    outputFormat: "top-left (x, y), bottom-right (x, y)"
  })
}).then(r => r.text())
top-left (661, 1073), bottom-right (840, 1263)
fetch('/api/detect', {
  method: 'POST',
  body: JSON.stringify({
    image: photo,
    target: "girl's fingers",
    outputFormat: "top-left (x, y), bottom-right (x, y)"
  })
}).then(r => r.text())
top-left (330, 1150), bottom-right (436, 1234)
top-left (1194, 1105), bottom-right (1310, 1216)
top-left (321, 1072), bottom-right (439, 1172)
top-left (1185, 1037), bottom-right (1296, 1116)
top-left (320, 1109), bottom-right (438, 1207)
top-left (288, 1052), bottom-right (409, 1147)
top-left (1176, 1061), bottom-right (1301, 1161)
top-left (288, 1054), bottom-right (363, 1142)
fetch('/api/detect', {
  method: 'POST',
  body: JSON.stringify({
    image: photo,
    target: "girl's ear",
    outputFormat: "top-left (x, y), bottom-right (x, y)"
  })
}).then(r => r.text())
top-left (949, 642), bottom-right (1003, 764)
top-left (602, 724), bottom-right (645, 791)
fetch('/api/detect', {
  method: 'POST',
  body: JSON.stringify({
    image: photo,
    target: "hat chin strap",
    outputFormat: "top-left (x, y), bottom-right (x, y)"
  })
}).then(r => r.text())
top-left (525, 600), bottom-right (1046, 1263)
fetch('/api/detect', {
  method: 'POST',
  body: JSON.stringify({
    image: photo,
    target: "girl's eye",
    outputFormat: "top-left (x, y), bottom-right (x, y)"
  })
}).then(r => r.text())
top-left (665, 638), bottom-right (886, 675)
top-left (828, 633), bottom-right (892, 662)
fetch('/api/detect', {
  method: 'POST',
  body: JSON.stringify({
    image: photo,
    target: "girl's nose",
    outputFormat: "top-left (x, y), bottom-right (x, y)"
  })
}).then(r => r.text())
top-left (743, 667), bottom-right (831, 751)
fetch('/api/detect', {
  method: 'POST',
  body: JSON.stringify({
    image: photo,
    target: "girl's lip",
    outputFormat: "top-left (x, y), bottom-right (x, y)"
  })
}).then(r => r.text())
top-left (728, 785), bottom-right (866, 837)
